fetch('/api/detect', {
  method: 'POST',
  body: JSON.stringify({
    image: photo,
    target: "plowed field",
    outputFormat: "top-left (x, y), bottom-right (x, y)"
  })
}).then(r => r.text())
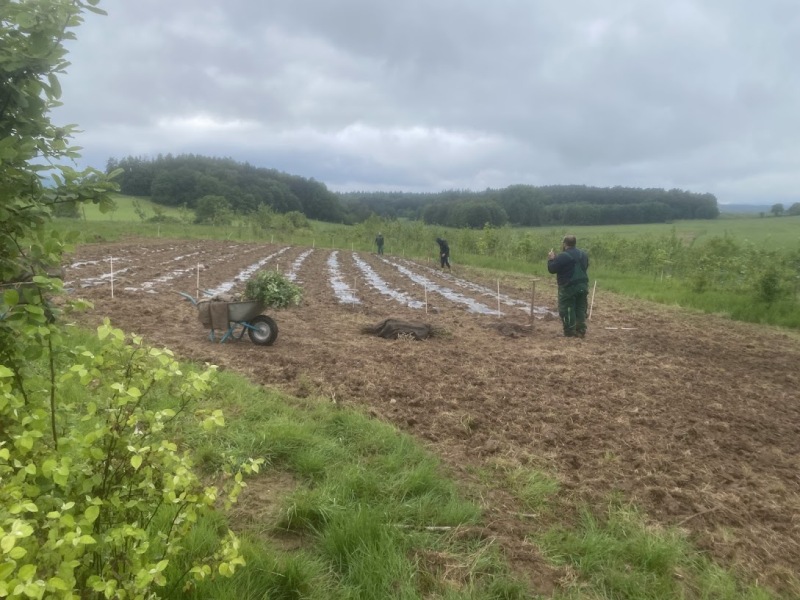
top-left (64, 238), bottom-right (800, 595)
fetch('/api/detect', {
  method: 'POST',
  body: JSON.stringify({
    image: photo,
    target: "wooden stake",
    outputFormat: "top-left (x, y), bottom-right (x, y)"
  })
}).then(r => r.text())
top-left (589, 280), bottom-right (597, 319)
top-left (110, 256), bottom-right (114, 298)
top-left (425, 285), bottom-right (428, 315)
top-left (530, 279), bottom-right (537, 326)
top-left (196, 263), bottom-right (200, 299)
top-left (497, 279), bottom-right (501, 316)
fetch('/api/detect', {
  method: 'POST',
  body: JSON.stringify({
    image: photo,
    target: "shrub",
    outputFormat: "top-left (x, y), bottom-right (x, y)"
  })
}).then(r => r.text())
top-left (244, 271), bottom-right (303, 308)
top-left (0, 320), bottom-right (261, 598)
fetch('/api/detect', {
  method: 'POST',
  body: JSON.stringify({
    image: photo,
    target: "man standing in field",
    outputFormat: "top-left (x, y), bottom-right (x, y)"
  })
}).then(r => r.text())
top-left (375, 232), bottom-right (385, 255)
top-left (436, 237), bottom-right (451, 270)
top-left (547, 235), bottom-right (590, 338)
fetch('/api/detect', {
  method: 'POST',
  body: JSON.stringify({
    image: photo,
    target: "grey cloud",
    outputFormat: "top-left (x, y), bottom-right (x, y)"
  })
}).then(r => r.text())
top-left (54, 0), bottom-right (800, 203)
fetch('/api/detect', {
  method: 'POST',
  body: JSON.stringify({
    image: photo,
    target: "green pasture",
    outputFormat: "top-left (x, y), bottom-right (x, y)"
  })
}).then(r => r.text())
top-left (71, 193), bottom-right (800, 250)
top-left (541, 215), bottom-right (800, 250)
top-left (78, 194), bottom-right (187, 222)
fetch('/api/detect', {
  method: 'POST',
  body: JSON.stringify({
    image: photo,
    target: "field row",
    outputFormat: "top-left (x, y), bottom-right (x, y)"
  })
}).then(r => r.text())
top-left (65, 241), bottom-right (556, 318)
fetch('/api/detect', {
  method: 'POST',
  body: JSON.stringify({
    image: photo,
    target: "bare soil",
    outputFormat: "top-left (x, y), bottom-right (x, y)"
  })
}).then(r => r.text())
top-left (64, 238), bottom-right (800, 596)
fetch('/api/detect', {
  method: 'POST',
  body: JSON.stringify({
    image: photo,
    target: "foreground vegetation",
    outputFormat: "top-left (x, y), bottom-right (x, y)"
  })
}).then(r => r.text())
top-left (7, 326), bottom-right (783, 599)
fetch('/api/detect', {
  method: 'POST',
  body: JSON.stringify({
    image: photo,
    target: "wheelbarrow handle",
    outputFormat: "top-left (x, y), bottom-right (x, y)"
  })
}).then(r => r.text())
top-left (177, 291), bottom-right (198, 306)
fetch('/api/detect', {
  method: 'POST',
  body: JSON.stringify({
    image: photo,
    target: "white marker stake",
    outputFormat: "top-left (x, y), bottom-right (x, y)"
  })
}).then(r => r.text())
top-left (425, 285), bottom-right (428, 314)
top-left (110, 256), bottom-right (114, 298)
top-left (497, 279), bottom-right (501, 316)
top-left (196, 263), bottom-right (200, 299)
top-left (589, 280), bottom-right (597, 319)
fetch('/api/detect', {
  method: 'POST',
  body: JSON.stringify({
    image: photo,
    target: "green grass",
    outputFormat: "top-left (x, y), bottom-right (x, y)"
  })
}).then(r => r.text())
top-left (166, 366), bottom-right (793, 599)
top-left (590, 266), bottom-right (800, 328)
top-left (558, 216), bottom-right (800, 250)
top-left (78, 193), bottom-right (188, 222)
top-left (65, 193), bottom-right (800, 249)
top-left (539, 501), bottom-right (775, 600)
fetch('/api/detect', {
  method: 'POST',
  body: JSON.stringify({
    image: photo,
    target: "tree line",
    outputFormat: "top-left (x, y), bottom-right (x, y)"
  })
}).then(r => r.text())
top-left (339, 184), bottom-right (720, 227)
top-left (108, 154), bottom-right (720, 227)
top-left (107, 154), bottom-right (345, 223)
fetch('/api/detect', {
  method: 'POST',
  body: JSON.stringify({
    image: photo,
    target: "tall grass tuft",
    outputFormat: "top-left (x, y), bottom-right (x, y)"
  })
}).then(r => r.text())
top-left (539, 501), bottom-right (778, 600)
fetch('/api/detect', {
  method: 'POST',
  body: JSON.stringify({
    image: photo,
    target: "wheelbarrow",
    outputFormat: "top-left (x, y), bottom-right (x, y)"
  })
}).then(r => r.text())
top-left (178, 292), bottom-right (278, 346)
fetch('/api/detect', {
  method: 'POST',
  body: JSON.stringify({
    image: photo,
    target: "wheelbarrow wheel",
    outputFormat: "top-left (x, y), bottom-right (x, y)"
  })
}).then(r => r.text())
top-left (248, 315), bottom-right (278, 346)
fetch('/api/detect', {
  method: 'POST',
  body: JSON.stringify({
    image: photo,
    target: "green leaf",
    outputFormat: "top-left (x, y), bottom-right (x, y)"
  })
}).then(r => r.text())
top-left (3, 289), bottom-right (19, 306)
top-left (84, 505), bottom-right (100, 523)
top-left (18, 564), bottom-right (36, 581)
top-left (46, 577), bottom-right (68, 591)
top-left (23, 582), bottom-right (44, 599)
top-left (47, 73), bottom-right (62, 99)
top-left (131, 455), bottom-right (142, 470)
top-left (1, 535), bottom-right (16, 553)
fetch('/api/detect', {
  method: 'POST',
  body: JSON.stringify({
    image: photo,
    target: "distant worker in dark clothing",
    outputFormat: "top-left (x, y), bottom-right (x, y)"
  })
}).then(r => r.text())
top-left (375, 233), bottom-right (384, 255)
top-left (435, 237), bottom-right (451, 270)
top-left (547, 235), bottom-right (590, 338)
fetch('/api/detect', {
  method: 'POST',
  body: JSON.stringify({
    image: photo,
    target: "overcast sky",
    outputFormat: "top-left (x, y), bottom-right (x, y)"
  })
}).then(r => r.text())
top-left (54, 0), bottom-right (800, 204)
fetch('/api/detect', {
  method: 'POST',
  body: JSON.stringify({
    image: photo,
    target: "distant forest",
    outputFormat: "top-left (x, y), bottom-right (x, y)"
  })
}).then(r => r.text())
top-left (108, 154), bottom-right (720, 227)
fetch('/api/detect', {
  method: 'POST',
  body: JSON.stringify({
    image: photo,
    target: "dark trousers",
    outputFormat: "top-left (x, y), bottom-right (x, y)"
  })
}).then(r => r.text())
top-left (557, 282), bottom-right (588, 336)
top-left (440, 254), bottom-right (450, 268)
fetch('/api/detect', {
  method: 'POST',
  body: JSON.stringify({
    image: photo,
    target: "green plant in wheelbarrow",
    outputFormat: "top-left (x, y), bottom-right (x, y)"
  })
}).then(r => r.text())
top-left (237, 270), bottom-right (303, 346)
top-left (244, 270), bottom-right (303, 308)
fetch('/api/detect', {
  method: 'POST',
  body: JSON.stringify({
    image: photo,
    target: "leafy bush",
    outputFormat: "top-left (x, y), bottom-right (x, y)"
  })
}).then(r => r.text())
top-left (244, 271), bottom-right (303, 308)
top-left (754, 266), bottom-right (785, 304)
top-left (0, 320), bottom-right (261, 598)
top-left (194, 195), bottom-right (232, 226)
top-left (0, 4), bottom-right (262, 596)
